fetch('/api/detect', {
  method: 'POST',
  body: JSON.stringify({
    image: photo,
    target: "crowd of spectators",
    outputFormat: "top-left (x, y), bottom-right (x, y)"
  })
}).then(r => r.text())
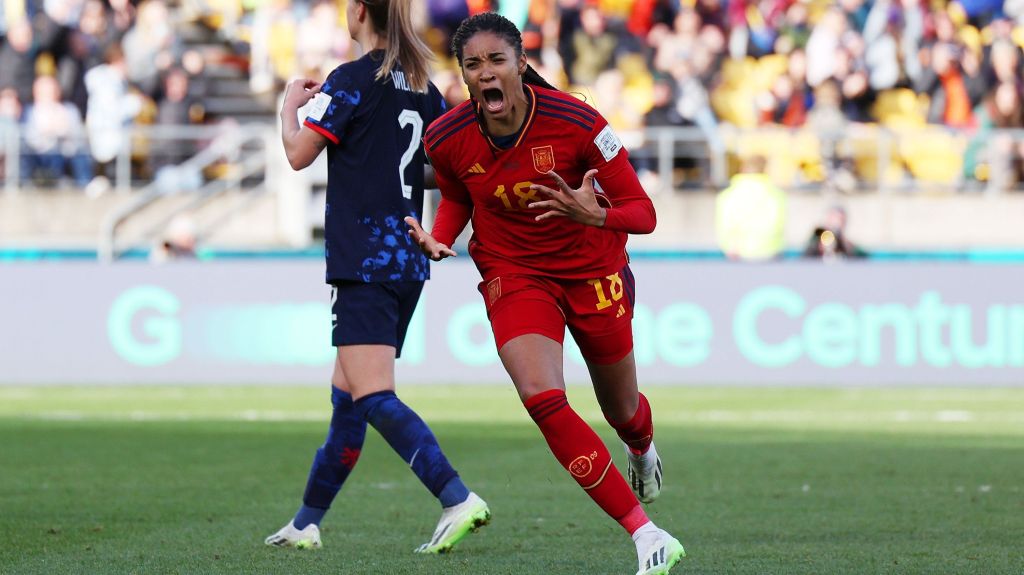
top-left (240, 0), bottom-right (1024, 193)
top-left (0, 0), bottom-right (205, 192)
top-left (3, 0), bottom-right (1024, 190)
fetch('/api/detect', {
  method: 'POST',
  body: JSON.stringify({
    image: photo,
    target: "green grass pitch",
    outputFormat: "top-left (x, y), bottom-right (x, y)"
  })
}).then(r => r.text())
top-left (1, 385), bottom-right (1022, 574)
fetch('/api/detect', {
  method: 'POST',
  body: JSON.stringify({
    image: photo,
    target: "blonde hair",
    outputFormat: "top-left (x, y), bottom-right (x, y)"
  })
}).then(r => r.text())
top-left (363, 0), bottom-right (433, 93)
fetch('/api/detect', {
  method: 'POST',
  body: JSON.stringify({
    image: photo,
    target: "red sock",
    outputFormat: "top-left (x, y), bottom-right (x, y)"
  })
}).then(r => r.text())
top-left (606, 393), bottom-right (654, 455)
top-left (525, 389), bottom-right (648, 534)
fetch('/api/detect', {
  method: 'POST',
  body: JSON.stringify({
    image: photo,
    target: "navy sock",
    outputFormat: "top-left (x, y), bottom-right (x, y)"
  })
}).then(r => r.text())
top-left (438, 476), bottom-right (471, 508)
top-left (293, 504), bottom-right (327, 530)
top-left (355, 390), bottom-right (462, 504)
top-left (296, 387), bottom-right (367, 528)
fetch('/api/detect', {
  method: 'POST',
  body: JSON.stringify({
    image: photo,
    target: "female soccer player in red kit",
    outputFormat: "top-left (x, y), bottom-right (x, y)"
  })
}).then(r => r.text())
top-left (406, 12), bottom-right (685, 575)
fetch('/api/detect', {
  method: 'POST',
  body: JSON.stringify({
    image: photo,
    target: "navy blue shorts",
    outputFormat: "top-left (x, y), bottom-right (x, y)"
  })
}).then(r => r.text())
top-left (330, 280), bottom-right (423, 357)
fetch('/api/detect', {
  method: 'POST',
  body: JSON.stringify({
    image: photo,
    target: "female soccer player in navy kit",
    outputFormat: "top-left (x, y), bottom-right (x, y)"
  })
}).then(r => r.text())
top-left (406, 13), bottom-right (684, 575)
top-left (266, 0), bottom-right (489, 553)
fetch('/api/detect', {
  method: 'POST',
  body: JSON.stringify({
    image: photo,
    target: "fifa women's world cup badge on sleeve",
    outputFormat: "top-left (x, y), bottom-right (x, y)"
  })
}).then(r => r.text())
top-left (594, 125), bottom-right (623, 161)
top-left (306, 92), bottom-right (332, 122)
top-left (532, 145), bottom-right (555, 173)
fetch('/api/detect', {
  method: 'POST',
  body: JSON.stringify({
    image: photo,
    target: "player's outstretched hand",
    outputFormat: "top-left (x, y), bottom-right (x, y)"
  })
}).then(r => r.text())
top-left (404, 217), bottom-right (457, 261)
top-left (282, 78), bottom-right (322, 110)
top-left (528, 169), bottom-right (608, 227)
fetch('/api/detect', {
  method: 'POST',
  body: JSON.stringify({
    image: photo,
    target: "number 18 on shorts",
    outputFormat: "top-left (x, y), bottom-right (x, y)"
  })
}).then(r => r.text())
top-left (480, 265), bottom-right (636, 365)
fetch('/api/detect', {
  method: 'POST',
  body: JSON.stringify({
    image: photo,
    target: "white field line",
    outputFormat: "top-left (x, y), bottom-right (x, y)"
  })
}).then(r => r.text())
top-left (19, 410), bottom-right (329, 422)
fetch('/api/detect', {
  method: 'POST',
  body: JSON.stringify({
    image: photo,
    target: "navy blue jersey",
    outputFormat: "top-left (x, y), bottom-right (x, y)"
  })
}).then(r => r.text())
top-left (303, 51), bottom-right (446, 283)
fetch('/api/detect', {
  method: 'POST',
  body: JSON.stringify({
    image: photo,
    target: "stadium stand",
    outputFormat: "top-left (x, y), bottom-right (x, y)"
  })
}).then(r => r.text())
top-left (2, 0), bottom-right (1024, 257)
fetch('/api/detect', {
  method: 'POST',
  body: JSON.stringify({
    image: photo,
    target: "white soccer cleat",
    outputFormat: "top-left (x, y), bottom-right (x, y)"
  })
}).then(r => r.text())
top-left (634, 525), bottom-right (686, 575)
top-left (626, 442), bottom-right (663, 504)
top-left (414, 492), bottom-right (491, 554)
top-left (264, 520), bottom-right (322, 549)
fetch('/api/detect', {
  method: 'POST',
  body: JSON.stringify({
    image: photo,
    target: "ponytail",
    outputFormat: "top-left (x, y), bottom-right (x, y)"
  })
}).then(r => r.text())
top-left (371, 0), bottom-right (432, 93)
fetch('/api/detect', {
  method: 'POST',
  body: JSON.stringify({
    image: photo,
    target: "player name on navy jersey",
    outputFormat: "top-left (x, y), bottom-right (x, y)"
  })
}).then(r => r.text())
top-left (390, 70), bottom-right (414, 93)
top-left (304, 51), bottom-right (447, 283)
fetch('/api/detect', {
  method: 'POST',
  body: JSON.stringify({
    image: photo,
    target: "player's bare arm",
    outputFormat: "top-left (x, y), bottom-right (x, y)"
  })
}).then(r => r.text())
top-left (404, 216), bottom-right (458, 261)
top-left (528, 169), bottom-right (608, 227)
top-left (280, 78), bottom-right (328, 170)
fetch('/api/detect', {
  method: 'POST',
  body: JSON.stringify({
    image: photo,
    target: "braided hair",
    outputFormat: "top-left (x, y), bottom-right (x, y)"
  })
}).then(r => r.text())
top-left (450, 12), bottom-right (557, 91)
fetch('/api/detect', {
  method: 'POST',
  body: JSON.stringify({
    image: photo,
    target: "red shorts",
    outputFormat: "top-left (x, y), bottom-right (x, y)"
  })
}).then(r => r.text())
top-left (477, 265), bottom-right (636, 365)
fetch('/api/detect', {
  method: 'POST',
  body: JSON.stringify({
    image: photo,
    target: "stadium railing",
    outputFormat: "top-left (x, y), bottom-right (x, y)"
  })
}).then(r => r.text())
top-left (92, 124), bottom-right (275, 261)
top-left (3, 122), bottom-right (1024, 261)
top-left (4, 122), bottom-right (1024, 196)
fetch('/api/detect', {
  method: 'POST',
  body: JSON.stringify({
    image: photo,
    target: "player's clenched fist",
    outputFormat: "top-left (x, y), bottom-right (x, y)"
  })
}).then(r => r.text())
top-left (404, 216), bottom-right (458, 261)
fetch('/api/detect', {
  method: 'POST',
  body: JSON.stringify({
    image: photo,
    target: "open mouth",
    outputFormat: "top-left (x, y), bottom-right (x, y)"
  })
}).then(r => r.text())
top-left (482, 88), bottom-right (505, 114)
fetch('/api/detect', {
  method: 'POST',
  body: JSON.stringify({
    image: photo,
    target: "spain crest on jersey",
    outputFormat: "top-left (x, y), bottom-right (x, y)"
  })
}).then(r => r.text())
top-left (531, 145), bottom-right (556, 174)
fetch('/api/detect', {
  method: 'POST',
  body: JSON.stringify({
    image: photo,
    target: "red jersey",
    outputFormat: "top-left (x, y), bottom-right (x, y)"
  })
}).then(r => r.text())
top-left (423, 84), bottom-right (656, 281)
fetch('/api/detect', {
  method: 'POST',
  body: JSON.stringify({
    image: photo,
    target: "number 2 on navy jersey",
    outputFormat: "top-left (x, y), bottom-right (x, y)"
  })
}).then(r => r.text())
top-left (397, 109), bottom-right (423, 199)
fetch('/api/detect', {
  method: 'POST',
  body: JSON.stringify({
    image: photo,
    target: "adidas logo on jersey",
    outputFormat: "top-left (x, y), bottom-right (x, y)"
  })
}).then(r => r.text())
top-left (467, 163), bottom-right (486, 174)
top-left (616, 304), bottom-right (626, 318)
